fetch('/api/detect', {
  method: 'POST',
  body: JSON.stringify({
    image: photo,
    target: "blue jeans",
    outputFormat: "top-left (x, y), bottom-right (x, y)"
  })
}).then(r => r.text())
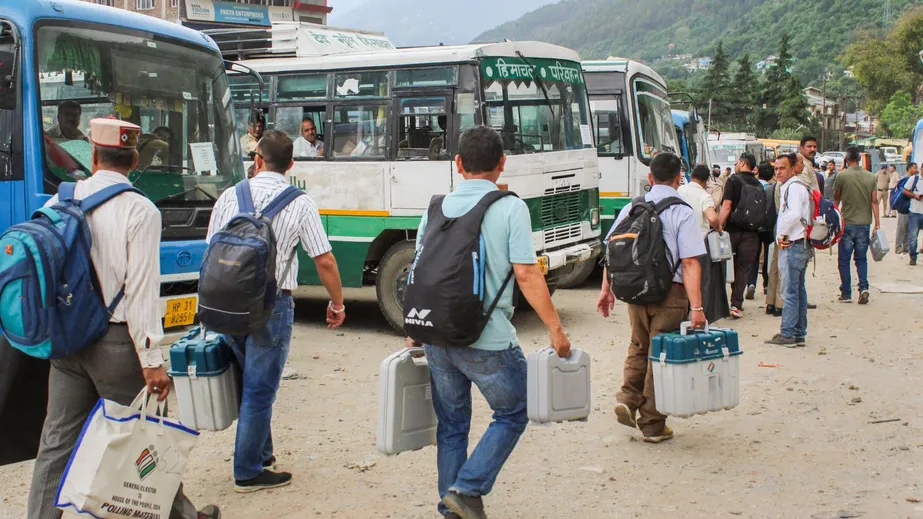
top-left (909, 212), bottom-right (923, 260)
top-left (838, 224), bottom-right (870, 296)
top-left (227, 295), bottom-right (294, 480)
top-left (423, 345), bottom-right (528, 516)
top-left (779, 243), bottom-right (810, 338)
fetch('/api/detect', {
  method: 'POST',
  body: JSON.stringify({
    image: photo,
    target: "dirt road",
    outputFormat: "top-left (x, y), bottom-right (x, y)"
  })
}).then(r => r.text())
top-left (2, 217), bottom-right (923, 519)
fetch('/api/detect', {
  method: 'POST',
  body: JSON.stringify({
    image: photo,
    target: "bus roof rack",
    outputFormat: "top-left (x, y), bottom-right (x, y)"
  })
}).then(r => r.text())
top-left (204, 22), bottom-right (394, 61)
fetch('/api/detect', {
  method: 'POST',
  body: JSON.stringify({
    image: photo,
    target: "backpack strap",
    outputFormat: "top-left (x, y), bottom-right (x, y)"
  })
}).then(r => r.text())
top-left (57, 182), bottom-right (77, 202)
top-left (235, 179), bottom-right (256, 214)
top-left (468, 190), bottom-right (519, 322)
top-left (261, 186), bottom-right (304, 220)
top-left (652, 196), bottom-right (690, 214)
top-left (77, 184), bottom-right (145, 213)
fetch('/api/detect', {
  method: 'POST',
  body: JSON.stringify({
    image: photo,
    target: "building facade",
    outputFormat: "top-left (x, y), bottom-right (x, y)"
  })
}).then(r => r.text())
top-left (81, 0), bottom-right (332, 28)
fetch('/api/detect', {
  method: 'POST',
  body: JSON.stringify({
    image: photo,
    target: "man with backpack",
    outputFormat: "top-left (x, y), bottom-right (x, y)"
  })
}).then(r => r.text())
top-left (27, 119), bottom-right (221, 519)
top-left (597, 152), bottom-right (706, 444)
top-left (765, 154), bottom-right (813, 347)
top-left (404, 126), bottom-right (570, 519)
top-left (902, 162), bottom-right (923, 266)
top-left (205, 130), bottom-right (345, 493)
top-left (719, 152), bottom-right (763, 318)
top-left (747, 162), bottom-right (777, 301)
top-left (834, 147), bottom-right (879, 304)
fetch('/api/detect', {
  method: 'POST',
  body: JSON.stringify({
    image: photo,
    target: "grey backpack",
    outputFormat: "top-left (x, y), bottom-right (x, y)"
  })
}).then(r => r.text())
top-left (198, 180), bottom-right (303, 335)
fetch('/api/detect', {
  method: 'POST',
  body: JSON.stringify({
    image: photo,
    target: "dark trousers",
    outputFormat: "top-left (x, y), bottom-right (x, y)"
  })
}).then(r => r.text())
top-left (748, 231), bottom-right (774, 289)
top-left (729, 230), bottom-right (761, 308)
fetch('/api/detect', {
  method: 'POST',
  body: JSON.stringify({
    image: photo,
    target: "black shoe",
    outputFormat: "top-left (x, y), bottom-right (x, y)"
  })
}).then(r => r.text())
top-left (445, 514), bottom-right (462, 519)
top-left (772, 307), bottom-right (783, 317)
top-left (765, 334), bottom-right (798, 347)
top-left (795, 336), bottom-right (806, 347)
top-left (838, 294), bottom-right (852, 303)
top-left (262, 455), bottom-right (276, 469)
top-left (197, 505), bottom-right (221, 519)
top-left (443, 491), bottom-right (487, 519)
top-left (858, 290), bottom-right (870, 305)
top-left (234, 470), bottom-right (293, 494)
top-left (912, 258), bottom-right (918, 266)
top-left (766, 305), bottom-right (776, 315)
top-left (807, 303), bottom-right (817, 310)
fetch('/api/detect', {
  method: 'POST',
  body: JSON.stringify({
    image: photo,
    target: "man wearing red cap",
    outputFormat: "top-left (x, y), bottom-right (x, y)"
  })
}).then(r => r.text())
top-left (28, 119), bottom-right (221, 519)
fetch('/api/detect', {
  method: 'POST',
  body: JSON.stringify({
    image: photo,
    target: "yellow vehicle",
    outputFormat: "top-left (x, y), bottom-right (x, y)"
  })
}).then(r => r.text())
top-left (758, 138), bottom-right (800, 165)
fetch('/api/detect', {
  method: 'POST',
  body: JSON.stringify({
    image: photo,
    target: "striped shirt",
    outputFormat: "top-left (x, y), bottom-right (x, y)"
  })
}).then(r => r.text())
top-left (45, 170), bottom-right (164, 367)
top-left (207, 171), bottom-right (331, 290)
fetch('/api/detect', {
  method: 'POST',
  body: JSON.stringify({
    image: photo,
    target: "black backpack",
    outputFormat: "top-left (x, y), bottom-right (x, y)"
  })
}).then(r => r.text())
top-left (606, 196), bottom-right (689, 305)
top-left (403, 191), bottom-right (516, 348)
top-left (761, 182), bottom-right (778, 232)
top-left (198, 180), bottom-right (303, 335)
top-left (729, 176), bottom-right (766, 231)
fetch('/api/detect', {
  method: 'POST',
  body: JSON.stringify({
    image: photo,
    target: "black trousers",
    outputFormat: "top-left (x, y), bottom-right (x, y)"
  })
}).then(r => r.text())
top-left (729, 230), bottom-right (761, 308)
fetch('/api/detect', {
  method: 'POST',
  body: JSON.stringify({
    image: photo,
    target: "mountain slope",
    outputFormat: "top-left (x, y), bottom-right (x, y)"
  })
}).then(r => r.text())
top-left (331, 0), bottom-right (554, 47)
top-left (475, 0), bottom-right (916, 80)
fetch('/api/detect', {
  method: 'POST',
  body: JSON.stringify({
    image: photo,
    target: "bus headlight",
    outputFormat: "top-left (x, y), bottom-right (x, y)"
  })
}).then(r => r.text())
top-left (590, 208), bottom-right (600, 228)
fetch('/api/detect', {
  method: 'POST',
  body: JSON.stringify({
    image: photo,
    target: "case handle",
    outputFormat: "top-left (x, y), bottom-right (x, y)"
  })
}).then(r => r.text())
top-left (680, 320), bottom-right (709, 336)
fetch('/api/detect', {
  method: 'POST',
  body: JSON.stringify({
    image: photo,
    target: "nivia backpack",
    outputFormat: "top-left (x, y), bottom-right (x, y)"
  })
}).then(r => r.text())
top-left (606, 196), bottom-right (689, 305)
top-left (402, 191), bottom-right (516, 348)
top-left (0, 182), bottom-right (142, 359)
top-left (198, 180), bottom-right (303, 335)
top-left (728, 175), bottom-right (766, 231)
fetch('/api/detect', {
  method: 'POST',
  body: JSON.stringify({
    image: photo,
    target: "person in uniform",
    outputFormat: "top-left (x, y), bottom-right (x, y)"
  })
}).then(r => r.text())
top-left (27, 119), bottom-right (221, 519)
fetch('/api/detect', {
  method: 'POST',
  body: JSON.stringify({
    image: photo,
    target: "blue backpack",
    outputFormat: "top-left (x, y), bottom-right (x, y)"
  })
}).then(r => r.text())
top-left (0, 182), bottom-right (143, 359)
top-left (890, 175), bottom-right (918, 215)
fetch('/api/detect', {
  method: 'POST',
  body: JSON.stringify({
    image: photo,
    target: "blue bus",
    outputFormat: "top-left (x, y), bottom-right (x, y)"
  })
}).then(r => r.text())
top-left (671, 109), bottom-right (710, 170)
top-left (0, 0), bottom-right (244, 465)
top-left (911, 118), bottom-right (923, 166)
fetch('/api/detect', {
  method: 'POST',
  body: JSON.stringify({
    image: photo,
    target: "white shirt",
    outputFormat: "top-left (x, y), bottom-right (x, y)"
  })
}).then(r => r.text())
top-left (677, 182), bottom-right (716, 238)
top-left (207, 172), bottom-right (332, 290)
top-left (292, 137), bottom-right (323, 158)
top-left (778, 177), bottom-right (813, 242)
top-left (905, 174), bottom-right (923, 214)
top-left (45, 171), bottom-right (164, 367)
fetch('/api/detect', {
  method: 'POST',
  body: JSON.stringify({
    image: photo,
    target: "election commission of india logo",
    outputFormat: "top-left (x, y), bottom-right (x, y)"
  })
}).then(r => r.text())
top-left (135, 446), bottom-right (158, 480)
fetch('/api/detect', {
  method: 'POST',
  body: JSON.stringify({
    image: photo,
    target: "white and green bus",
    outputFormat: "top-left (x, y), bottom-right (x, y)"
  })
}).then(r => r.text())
top-left (215, 25), bottom-right (602, 331)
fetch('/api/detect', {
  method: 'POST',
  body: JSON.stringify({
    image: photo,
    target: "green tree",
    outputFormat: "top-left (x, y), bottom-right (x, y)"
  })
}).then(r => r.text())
top-left (778, 75), bottom-right (812, 129)
top-left (731, 54), bottom-right (758, 127)
top-left (757, 33), bottom-right (800, 132)
top-left (698, 41), bottom-right (732, 125)
top-left (879, 92), bottom-right (923, 138)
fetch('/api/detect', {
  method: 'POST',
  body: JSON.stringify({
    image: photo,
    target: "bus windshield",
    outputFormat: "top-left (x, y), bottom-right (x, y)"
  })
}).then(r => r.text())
top-left (480, 57), bottom-right (592, 155)
top-left (36, 24), bottom-right (243, 205)
top-left (633, 77), bottom-right (677, 163)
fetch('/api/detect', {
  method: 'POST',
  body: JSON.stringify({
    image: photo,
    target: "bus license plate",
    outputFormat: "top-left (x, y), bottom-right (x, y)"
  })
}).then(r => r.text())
top-left (537, 256), bottom-right (549, 275)
top-left (165, 297), bottom-right (197, 327)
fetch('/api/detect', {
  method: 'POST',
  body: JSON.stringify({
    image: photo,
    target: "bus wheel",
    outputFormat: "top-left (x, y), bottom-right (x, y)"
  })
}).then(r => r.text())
top-left (376, 240), bottom-right (416, 334)
top-left (555, 259), bottom-right (598, 289)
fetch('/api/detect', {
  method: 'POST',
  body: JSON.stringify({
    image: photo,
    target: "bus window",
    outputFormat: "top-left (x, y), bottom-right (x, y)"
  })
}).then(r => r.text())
top-left (395, 97), bottom-right (449, 160)
top-left (633, 78), bottom-right (677, 162)
top-left (274, 106), bottom-right (326, 159)
top-left (0, 23), bottom-right (22, 183)
top-left (277, 73), bottom-right (327, 101)
top-left (595, 111), bottom-right (624, 157)
top-left (331, 105), bottom-right (388, 159)
top-left (334, 71), bottom-right (389, 99)
top-left (395, 67), bottom-right (457, 88)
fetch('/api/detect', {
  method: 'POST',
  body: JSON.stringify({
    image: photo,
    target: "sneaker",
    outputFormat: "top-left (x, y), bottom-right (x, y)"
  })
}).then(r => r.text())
top-left (838, 294), bottom-right (852, 303)
top-left (443, 491), bottom-right (487, 519)
top-left (764, 334), bottom-right (798, 347)
top-left (745, 284), bottom-right (756, 300)
top-left (642, 425), bottom-right (674, 444)
top-left (858, 290), bottom-right (870, 305)
top-left (234, 470), bottom-right (293, 494)
top-left (795, 337), bottom-right (806, 347)
top-left (911, 258), bottom-right (918, 266)
top-left (730, 306), bottom-right (743, 319)
top-left (262, 456), bottom-right (276, 469)
top-left (197, 505), bottom-right (221, 519)
top-left (614, 403), bottom-right (638, 430)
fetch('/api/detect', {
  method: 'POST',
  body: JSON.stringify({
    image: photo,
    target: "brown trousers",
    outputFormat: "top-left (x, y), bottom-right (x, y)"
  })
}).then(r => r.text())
top-left (619, 283), bottom-right (688, 436)
top-left (766, 244), bottom-right (783, 309)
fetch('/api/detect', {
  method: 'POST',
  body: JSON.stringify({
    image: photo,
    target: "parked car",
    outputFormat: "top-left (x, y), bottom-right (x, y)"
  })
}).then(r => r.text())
top-left (819, 151), bottom-right (845, 168)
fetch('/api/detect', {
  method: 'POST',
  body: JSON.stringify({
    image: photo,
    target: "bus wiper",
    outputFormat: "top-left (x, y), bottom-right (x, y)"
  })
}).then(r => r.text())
top-left (516, 51), bottom-right (555, 118)
top-left (154, 185), bottom-right (217, 205)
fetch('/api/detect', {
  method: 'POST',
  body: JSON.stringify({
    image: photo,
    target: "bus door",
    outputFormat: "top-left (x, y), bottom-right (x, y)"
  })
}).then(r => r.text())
top-left (390, 90), bottom-right (454, 209)
top-left (591, 92), bottom-right (630, 206)
top-left (0, 20), bottom-right (22, 232)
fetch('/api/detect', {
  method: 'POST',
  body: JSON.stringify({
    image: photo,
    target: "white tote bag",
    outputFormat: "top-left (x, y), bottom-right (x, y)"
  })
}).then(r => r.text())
top-left (55, 390), bottom-right (199, 518)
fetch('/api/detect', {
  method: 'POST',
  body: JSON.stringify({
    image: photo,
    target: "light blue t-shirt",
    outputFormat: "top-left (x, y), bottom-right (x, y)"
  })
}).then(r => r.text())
top-left (416, 179), bottom-right (537, 350)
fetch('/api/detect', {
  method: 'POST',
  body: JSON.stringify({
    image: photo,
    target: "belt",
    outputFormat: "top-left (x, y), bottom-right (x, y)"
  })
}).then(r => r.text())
top-left (789, 238), bottom-right (805, 244)
top-left (279, 290), bottom-right (292, 297)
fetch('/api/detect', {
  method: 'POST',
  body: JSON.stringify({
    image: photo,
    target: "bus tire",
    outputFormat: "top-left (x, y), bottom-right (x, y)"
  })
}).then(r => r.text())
top-left (376, 240), bottom-right (416, 334)
top-left (555, 259), bottom-right (598, 289)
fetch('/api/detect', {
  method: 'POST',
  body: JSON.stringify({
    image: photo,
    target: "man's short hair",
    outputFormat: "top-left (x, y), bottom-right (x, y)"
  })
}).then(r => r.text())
top-left (458, 126), bottom-right (504, 174)
top-left (739, 152), bottom-right (756, 170)
top-left (800, 136), bottom-right (817, 147)
top-left (650, 152), bottom-right (682, 183)
top-left (778, 153), bottom-right (797, 168)
top-left (58, 100), bottom-right (81, 113)
top-left (249, 111), bottom-right (266, 125)
top-left (909, 162), bottom-right (919, 170)
top-left (302, 117), bottom-right (316, 126)
top-left (844, 146), bottom-right (861, 164)
top-left (757, 162), bottom-right (774, 181)
top-left (152, 126), bottom-right (172, 141)
top-left (256, 130), bottom-right (293, 172)
top-left (96, 147), bottom-right (136, 170)
top-left (691, 164), bottom-right (710, 182)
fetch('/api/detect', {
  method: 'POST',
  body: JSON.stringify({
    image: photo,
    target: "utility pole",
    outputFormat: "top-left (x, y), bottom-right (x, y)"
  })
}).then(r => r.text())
top-left (821, 71), bottom-right (828, 151)
top-left (885, 0), bottom-right (891, 26)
